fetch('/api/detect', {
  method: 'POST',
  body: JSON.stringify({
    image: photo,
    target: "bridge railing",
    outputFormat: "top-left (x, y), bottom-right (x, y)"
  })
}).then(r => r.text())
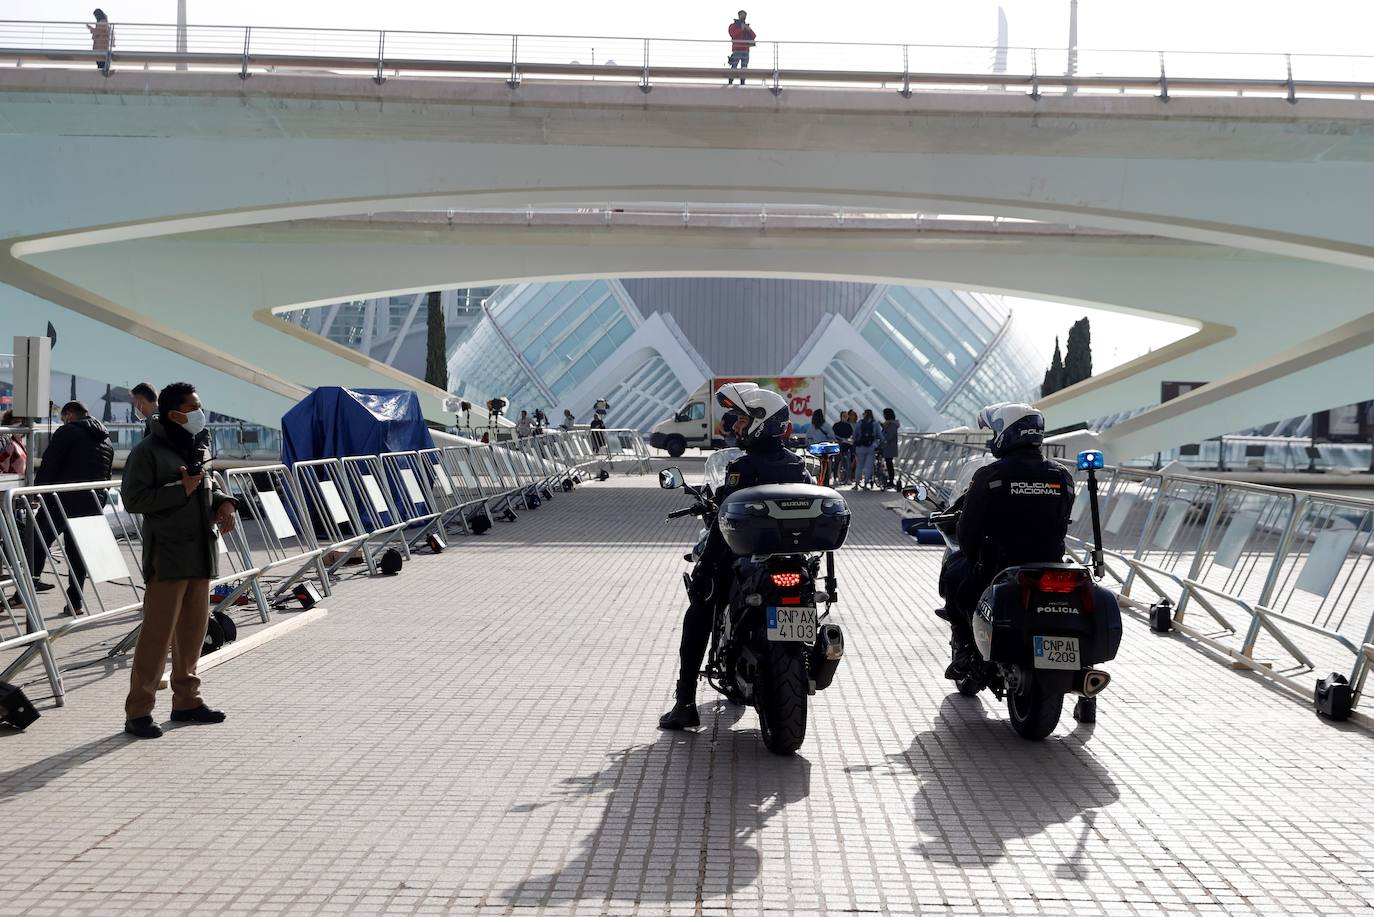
top-left (894, 432), bottom-right (1374, 717)
top-left (4, 20), bottom-right (1373, 100)
top-left (0, 429), bottom-right (646, 710)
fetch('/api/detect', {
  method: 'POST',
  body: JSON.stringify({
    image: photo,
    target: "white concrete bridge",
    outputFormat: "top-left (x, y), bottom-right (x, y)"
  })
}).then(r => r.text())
top-left (3, 45), bottom-right (1374, 452)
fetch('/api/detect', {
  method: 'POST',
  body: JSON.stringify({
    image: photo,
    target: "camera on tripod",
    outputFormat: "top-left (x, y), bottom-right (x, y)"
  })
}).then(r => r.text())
top-left (486, 397), bottom-right (508, 420)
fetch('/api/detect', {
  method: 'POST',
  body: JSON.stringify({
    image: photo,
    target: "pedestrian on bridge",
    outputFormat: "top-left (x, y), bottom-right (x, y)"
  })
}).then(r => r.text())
top-left (880, 407), bottom-right (900, 489)
top-left (121, 382), bottom-right (239, 740)
top-left (88, 9), bottom-right (113, 73)
top-left (727, 11), bottom-right (756, 85)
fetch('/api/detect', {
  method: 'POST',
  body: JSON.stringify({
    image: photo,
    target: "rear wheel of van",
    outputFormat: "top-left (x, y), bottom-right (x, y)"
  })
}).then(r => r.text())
top-left (665, 435), bottom-right (686, 458)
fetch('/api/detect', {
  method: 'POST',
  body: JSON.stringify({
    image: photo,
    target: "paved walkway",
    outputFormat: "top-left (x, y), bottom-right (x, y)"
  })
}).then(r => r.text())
top-left (3, 471), bottom-right (1373, 916)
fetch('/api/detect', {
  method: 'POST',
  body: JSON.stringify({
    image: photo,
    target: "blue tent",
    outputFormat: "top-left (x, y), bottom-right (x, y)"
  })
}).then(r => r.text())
top-left (281, 387), bottom-right (435, 465)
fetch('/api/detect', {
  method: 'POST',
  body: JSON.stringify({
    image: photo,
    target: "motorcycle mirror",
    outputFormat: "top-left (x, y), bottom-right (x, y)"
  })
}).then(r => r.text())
top-left (659, 467), bottom-right (685, 490)
top-left (901, 484), bottom-right (930, 503)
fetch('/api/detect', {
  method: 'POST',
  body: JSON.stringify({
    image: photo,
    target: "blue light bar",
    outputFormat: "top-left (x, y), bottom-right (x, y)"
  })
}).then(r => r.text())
top-left (1077, 450), bottom-right (1105, 470)
top-left (807, 442), bottom-right (841, 456)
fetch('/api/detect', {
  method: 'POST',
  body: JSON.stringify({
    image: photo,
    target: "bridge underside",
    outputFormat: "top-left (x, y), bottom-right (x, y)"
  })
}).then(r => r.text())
top-left (3, 477), bottom-right (1371, 914)
top-left (4, 72), bottom-right (1374, 450)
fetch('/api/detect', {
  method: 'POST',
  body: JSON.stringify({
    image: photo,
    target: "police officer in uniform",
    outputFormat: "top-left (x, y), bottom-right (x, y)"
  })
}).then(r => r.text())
top-left (943, 403), bottom-right (1075, 680)
top-left (660, 383), bottom-right (812, 729)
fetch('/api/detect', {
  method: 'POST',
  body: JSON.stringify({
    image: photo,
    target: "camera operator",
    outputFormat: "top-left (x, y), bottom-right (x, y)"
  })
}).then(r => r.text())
top-left (120, 382), bottom-right (239, 739)
top-left (727, 10), bottom-right (756, 85)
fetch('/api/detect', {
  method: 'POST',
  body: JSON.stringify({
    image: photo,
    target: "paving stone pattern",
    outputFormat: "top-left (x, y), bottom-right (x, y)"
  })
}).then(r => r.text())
top-left (3, 470), bottom-right (1373, 915)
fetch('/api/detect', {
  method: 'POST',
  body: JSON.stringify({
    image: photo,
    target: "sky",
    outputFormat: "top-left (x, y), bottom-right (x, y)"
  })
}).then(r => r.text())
top-left (8, 0), bottom-right (1346, 371)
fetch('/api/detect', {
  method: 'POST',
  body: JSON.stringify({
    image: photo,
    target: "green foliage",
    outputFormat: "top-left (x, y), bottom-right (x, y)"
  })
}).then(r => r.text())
top-left (1041, 337), bottom-right (1065, 397)
top-left (1040, 318), bottom-right (1094, 398)
top-left (1063, 317), bottom-right (1093, 387)
top-left (424, 291), bottom-right (447, 390)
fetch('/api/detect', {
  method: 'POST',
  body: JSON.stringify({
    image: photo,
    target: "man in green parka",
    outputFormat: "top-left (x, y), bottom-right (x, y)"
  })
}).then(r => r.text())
top-left (121, 382), bottom-right (239, 739)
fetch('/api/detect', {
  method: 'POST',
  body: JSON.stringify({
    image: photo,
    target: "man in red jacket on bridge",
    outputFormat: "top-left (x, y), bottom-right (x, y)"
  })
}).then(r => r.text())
top-left (727, 11), bottom-right (756, 85)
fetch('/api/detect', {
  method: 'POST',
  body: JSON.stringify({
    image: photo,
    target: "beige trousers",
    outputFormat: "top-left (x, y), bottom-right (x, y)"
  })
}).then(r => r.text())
top-left (123, 566), bottom-right (210, 720)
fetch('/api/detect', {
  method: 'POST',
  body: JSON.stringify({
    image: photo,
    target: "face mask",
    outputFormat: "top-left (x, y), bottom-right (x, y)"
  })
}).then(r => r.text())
top-left (179, 408), bottom-right (207, 437)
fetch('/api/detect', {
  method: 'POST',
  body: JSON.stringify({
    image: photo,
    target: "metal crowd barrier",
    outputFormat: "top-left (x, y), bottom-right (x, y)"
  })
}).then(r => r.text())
top-left (895, 432), bottom-right (1374, 714)
top-left (341, 454), bottom-right (412, 561)
top-left (0, 430), bottom-right (650, 708)
top-left (0, 431), bottom-right (654, 709)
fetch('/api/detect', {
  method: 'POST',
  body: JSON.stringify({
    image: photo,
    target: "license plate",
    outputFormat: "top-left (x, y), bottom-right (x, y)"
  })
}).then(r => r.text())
top-left (767, 607), bottom-right (817, 642)
top-left (1033, 635), bottom-right (1080, 670)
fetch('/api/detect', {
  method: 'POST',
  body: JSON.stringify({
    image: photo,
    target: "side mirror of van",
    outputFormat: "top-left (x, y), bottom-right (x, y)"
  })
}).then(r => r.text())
top-left (659, 467), bottom-right (685, 490)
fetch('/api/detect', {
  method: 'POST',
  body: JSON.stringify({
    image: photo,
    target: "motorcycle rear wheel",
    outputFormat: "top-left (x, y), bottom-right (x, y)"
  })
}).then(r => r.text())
top-left (757, 643), bottom-right (809, 755)
top-left (1006, 671), bottom-right (1063, 740)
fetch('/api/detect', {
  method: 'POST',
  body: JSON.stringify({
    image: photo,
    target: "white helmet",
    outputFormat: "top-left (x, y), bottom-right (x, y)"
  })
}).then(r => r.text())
top-left (716, 382), bottom-right (791, 446)
top-left (976, 402), bottom-right (1045, 457)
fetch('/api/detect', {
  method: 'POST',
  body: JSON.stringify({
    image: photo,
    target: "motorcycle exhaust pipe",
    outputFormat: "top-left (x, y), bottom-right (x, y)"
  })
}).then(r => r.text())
top-left (810, 624), bottom-right (845, 691)
top-left (1073, 669), bottom-right (1112, 698)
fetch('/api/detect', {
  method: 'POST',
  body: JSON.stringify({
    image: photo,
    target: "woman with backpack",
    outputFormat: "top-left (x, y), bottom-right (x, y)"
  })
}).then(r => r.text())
top-left (853, 409), bottom-right (880, 490)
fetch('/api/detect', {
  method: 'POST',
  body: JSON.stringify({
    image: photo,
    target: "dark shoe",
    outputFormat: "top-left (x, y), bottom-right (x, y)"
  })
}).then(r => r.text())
top-left (66, 585), bottom-right (84, 613)
top-left (33, 581), bottom-right (55, 593)
top-left (170, 704), bottom-right (226, 724)
top-left (6, 593), bottom-right (23, 608)
top-left (658, 701), bottom-right (701, 730)
top-left (124, 716), bottom-right (163, 739)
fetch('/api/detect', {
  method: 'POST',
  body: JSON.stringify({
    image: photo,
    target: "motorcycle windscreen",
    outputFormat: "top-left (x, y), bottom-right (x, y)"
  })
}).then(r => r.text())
top-left (704, 448), bottom-right (745, 493)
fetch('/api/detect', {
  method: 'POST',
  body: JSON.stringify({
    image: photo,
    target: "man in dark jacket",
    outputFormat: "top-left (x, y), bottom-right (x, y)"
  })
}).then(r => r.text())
top-left (21, 401), bottom-right (115, 611)
top-left (943, 403), bottom-right (1075, 680)
top-left (130, 381), bottom-right (158, 436)
top-left (659, 383), bottom-right (812, 730)
top-left (121, 382), bottom-right (239, 739)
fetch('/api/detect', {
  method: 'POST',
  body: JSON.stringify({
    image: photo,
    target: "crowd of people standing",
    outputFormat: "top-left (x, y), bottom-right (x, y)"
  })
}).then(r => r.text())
top-left (807, 407), bottom-right (902, 490)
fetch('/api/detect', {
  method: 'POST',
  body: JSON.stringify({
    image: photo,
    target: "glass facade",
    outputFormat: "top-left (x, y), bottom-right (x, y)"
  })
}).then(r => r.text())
top-left (823, 358), bottom-right (892, 419)
top-left (601, 357), bottom-right (690, 432)
top-left (937, 313), bottom-right (1043, 427)
top-left (447, 280), bottom-right (642, 418)
top-left (299, 277), bottom-right (1049, 433)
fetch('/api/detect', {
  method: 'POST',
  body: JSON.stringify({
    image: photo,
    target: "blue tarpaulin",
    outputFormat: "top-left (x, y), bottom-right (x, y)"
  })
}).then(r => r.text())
top-left (281, 387), bottom-right (435, 465)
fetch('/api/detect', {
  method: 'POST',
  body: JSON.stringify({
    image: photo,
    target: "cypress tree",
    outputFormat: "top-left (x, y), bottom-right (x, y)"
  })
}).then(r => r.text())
top-left (1063, 317), bottom-right (1093, 387)
top-left (424, 291), bottom-right (448, 390)
top-left (1041, 337), bottom-right (1065, 397)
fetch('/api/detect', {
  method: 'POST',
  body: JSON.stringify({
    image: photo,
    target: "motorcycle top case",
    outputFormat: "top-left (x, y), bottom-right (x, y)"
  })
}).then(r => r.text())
top-left (972, 564), bottom-right (1122, 667)
top-left (718, 484), bottom-right (850, 556)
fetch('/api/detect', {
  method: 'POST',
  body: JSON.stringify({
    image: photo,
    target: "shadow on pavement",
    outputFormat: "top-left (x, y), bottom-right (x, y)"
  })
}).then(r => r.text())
top-left (503, 701), bottom-right (812, 907)
top-left (0, 731), bottom-right (131, 803)
top-left (848, 694), bottom-right (1118, 874)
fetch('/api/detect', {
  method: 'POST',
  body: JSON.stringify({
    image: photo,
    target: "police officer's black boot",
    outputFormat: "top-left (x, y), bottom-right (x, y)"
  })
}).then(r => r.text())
top-left (944, 640), bottom-right (978, 681)
top-left (658, 678), bottom-right (701, 730)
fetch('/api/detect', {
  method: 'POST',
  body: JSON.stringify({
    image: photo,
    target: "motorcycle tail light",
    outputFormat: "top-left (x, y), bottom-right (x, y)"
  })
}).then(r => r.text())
top-left (771, 572), bottom-right (802, 588)
top-left (1038, 570), bottom-right (1086, 593)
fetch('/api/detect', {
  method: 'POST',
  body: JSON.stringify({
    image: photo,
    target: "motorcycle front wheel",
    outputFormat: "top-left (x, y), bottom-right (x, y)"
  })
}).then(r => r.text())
top-left (757, 643), bottom-right (809, 755)
top-left (1007, 671), bottom-right (1063, 741)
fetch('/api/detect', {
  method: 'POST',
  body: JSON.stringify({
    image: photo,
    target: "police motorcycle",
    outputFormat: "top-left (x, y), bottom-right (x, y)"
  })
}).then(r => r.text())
top-left (660, 447), bottom-right (851, 755)
top-left (905, 449), bottom-right (1121, 740)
